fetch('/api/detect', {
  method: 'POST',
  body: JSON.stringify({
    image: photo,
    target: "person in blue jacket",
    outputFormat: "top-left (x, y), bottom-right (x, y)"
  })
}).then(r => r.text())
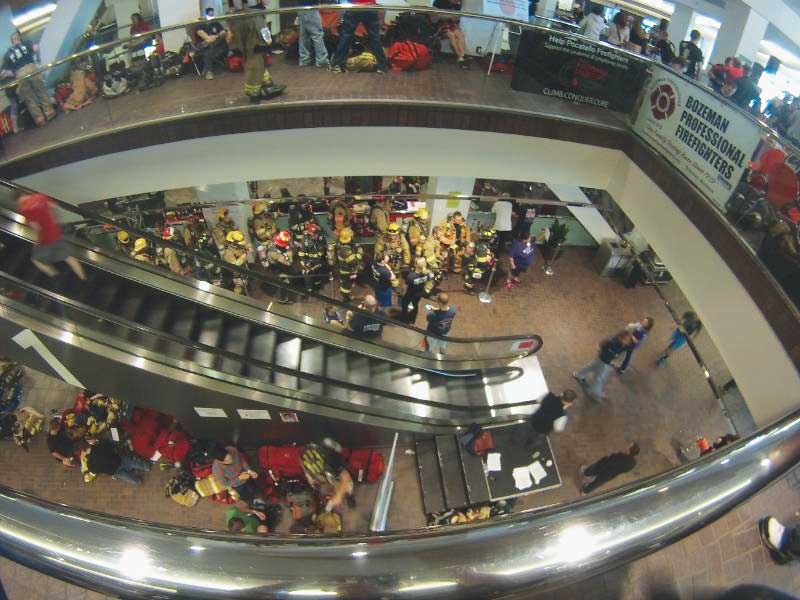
top-left (506, 232), bottom-right (536, 289)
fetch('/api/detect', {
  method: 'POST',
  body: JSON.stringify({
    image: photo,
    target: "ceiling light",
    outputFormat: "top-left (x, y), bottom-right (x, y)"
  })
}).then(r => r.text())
top-left (12, 3), bottom-right (57, 28)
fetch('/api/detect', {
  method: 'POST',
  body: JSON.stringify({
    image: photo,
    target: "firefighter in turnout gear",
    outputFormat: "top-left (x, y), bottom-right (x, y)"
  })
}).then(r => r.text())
top-left (329, 227), bottom-right (363, 302)
top-left (267, 230), bottom-right (295, 304)
top-left (374, 222), bottom-right (410, 285)
top-left (156, 226), bottom-right (190, 276)
top-left (480, 227), bottom-right (499, 255)
top-left (370, 199), bottom-right (392, 235)
top-left (249, 201), bottom-right (277, 267)
top-left (184, 220), bottom-right (223, 286)
top-left (463, 240), bottom-right (495, 294)
top-left (438, 211), bottom-right (471, 273)
top-left (116, 231), bottom-right (132, 256)
top-left (223, 230), bottom-right (250, 295)
top-left (417, 232), bottom-right (442, 296)
top-left (131, 238), bottom-right (154, 264)
top-left (329, 199), bottom-right (352, 235)
top-left (406, 207), bottom-right (429, 257)
top-left (297, 222), bottom-right (328, 293)
top-left (212, 208), bottom-right (236, 253)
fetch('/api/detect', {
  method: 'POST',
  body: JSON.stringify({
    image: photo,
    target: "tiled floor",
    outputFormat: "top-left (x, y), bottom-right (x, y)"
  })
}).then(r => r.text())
top-left (0, 244), bottom-right (757, 596)
top-left (0, 58), bottom-right (626, 163)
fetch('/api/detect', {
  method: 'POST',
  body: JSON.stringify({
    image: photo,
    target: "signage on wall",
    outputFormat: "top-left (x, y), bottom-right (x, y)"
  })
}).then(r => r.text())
top-left (194, 407), bottom-right (227, 418)
top-left (237, 409), bottom-right (271, 420)
top-left (511, 30), bottom-right (648, 113)
top-left (633, 71), bottom-right (762, 210)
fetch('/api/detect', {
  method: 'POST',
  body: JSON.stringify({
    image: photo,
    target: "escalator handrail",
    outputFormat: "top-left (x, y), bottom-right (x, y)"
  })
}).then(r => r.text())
top-left (0, 268), bottom-right (541, 416)
top-left (0, 404), bottom-right (797, 597)
top-left (0, 179), bottom-right (543, 352)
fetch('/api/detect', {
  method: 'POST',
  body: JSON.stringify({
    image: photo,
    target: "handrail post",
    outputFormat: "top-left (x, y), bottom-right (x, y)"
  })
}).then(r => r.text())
top-left (369, 432), bottom-right (399, 532)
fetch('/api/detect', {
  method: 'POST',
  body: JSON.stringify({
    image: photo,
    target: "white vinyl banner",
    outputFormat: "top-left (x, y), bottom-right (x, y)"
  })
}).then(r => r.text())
top-left (633, 71), bottom-right (762, 210)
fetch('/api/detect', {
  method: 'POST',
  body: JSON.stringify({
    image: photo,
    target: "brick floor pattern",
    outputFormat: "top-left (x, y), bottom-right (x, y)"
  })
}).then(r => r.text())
top-left (0, 248), bottom-right (792, 598)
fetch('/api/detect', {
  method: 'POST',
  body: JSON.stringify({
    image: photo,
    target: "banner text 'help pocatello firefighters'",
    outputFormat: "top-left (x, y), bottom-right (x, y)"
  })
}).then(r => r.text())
top-left (674, 96), bottom-right (747, 181)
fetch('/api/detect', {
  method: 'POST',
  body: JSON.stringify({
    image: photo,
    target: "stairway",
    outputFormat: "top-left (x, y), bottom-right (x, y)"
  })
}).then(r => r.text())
top-left (415, 434), bottom-right (492, 514)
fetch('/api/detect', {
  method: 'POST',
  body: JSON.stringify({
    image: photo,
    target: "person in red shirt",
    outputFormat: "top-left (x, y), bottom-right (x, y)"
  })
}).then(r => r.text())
top-left (130, 13), bottom-right (151, 35)
top-left (17, 193), bottom-right (86, 280)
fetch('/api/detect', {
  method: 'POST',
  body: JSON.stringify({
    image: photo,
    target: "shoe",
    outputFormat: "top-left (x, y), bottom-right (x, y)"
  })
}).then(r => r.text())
top-left (616, 367), bottom-right (626, 375)
top-left (511, 276), bottom-right (521, 284)
top-left (505, 281), bottom-right (514, 290)
top-left (656, 356), bottom-right (666, 367)
top-left (329, 65), bottom-right (343, 73)
top-left (579, 464), bottom-right (587, 477)
top-left (458, 58), bottom-right (470, 70)
top-left (316, 62), bottom-right (330, 68)
top-left (261, 84), bottom-right (286, 99)
top-left (572, 372), bottom-right (586, 385)
top-left (375, 68), bottom-right (386, 74)
top-left (205, 71), bottom-right (214, 80)
top-left (298, 63), bottom-right (312, 67)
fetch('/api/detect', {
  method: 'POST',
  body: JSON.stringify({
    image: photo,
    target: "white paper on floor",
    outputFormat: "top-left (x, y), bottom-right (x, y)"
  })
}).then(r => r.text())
top-left (513, 466), bottom-right (533, 490)
top-left (529, 460), bottom-right (547, 485)
top-left (487, 452), bottom-right (502, 472)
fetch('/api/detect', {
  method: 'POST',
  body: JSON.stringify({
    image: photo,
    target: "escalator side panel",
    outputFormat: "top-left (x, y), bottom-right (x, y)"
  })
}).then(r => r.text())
top-left (436, 435), bottom-right (468, 510)
top-left (415, 438), bottom-right (447, 515)
top-left (274, 335), bottom-right (301, 390)
top-left (219, 320), bottom-right (250, 375)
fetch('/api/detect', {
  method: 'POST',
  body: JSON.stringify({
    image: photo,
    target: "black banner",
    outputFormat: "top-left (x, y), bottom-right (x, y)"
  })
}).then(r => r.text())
top-left (511, 29), bottom-right (648, 113)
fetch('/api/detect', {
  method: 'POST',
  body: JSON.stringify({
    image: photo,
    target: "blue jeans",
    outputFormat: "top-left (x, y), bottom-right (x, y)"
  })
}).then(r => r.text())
top-left (576, 359), bottom-right (613, 398)
top-left (112, 454), bottom-right (150, 484)
top-left (298, 10), bottom-right (329, 66)
top-left (332, 10), bottom-right (387, 70)
top-left (427, 335), bottom-right (448, 355)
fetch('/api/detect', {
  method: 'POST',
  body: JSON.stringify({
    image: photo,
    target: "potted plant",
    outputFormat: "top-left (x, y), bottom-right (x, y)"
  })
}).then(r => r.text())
top-left (541, 218), bottom-right (569, 276)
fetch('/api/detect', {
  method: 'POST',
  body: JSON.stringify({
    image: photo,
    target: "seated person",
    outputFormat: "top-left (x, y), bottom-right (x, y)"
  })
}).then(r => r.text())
top-left (212, 445), bottom-right (260, 503)
top-left (195, 7), bottom-right (232, 80)
top-left (301, 439), bottom-right (355, 512)
top-left (81, 439), bottom-right (151, 484)
top-left (433, 0), bottom-right (469, 69)
top-left (226, 506), bottom-right (268, 534)
top-left (47, 417), bottom-right (80, 467)
top-left (335, 294), bottom-right (385, 338)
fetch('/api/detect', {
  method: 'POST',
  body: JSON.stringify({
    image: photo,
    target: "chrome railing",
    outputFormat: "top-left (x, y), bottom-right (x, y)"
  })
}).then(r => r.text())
top-left (0, 407), bottom-right (797, 598)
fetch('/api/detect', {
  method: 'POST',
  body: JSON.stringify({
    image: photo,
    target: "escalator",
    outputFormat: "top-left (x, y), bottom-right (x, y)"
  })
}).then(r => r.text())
top-left (0, 209), bottom-right (546, 437)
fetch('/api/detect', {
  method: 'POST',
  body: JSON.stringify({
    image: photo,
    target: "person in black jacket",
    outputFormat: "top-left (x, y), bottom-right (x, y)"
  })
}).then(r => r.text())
top-left (580, 442), bottom-right (639, 494)
top-left (529, 389), bottom-right (576, 435)
top-left (574, 330), bottom-right (633, 400)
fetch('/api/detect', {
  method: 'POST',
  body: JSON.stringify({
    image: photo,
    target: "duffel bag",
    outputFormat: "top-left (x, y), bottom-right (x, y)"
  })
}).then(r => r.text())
top-left (388, 41), bottom-right (431, 71)
top-left (346, 52), bottom-right (377, 72)
top-left (343, 448), bottom-right (385, 483)
top-left (257, 445), bottom-right (305, 483)
top-left (195, 474), bottom-right (225, 498)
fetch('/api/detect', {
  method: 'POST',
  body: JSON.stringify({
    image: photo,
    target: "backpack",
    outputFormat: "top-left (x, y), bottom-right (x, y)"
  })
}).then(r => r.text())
top-left (343, 448), bottom-right (385, 483)
top-left (257, 445), bottom-right (305, 484)
top-left (165, 471), bottom-right (200, 507)
top-left (346, 52), bottom-right (377, 72)
top-left (388, 41), bottom-right (431, 71)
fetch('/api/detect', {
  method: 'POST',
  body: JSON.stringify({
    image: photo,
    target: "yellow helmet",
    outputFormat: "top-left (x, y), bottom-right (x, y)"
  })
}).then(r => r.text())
top-left (416, 207), bottom-right (429, 221)
top-left (117, 231), bottom-right (130, 244)
top-left (133, 238), bottom-right (148, 253)
top-left (252, 202), bottom-right (266, 215)
top-left (387, 222), bottom-right (401, 235)
top-left (339, 227), bottom-right (354, 244)
top-left (226, 230), bottom-right (246, 245)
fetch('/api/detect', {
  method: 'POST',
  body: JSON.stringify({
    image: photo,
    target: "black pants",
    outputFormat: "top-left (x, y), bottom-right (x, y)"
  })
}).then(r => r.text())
top-left (401, 290), bottom-right (423, 323)
top-left (581, 462), bottom-right (619, 494)
top-left (497, 230), bottom-right (514, 255)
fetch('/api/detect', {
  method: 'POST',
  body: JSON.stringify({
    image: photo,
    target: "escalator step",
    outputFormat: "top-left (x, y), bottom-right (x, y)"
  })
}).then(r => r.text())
top-left (115, 286), bottom-right (147, 322)
top-left (415, 438), bottom-right (447, 515)
top-left (194, 313), bottom-right (224, 368)
top-left (347, 354), bottom-right (371, 387)
top-left (273, 335), bottom-right (301, 390)
top-left (435, 435), bottom-right (468, 510)
top-left (91, 275), bottom-right (123, 313)
top-left (299, 343), bottom-right (325, 395)
top-left (169, 304), bottom-right (197, 339)
top-left (2, 245), bottom-right (28, 276)
top-left (457, 438), bottom-right (491, 505)
top-left (245, 328), bottom-right (276, 382)
top-left (323, 349), bottom-right (350, 402)
top-left (219, 321), bottom-right (250, 375)
top-left (140, 295), bottom-right (172, 331)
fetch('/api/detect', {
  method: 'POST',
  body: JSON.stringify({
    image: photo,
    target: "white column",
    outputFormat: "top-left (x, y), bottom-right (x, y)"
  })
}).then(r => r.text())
top-left (155, 0), bottom-right (200, 52)
top-left (196, 183), bottom-right (252, 244)
top-left (424, 177), bottom-right (474, 229)
top-left (709, 0), bottom-right (767, 64)
top-left (667, 3), bottom-right (696, 46)
top-left (0, 4), bottom-right (15, 45)
top-left (547, 184), bottom-right (618, 245)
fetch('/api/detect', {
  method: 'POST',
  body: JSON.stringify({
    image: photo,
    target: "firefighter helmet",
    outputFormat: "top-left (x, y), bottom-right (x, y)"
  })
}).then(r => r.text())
top-left (387, 222), bottom-right (401, 235)
top-left (133, 238), bottom-right (148, 253)
top-left (274, 230), bottom-right (292, 249)
top-left (416, 207), bottom-right (429, 222)
top-left (481, 228), bottom-right (496, 241)
top-left (304, 222), bottom-right (321, 236)
top-left (252, 202), bottom-right (266, 215)
top-left (117, 231), bottom-right (130, 244)
top-left (226, 230), bottom-right (246, 246)
top-left (338, 227), bottom-right (354, 244)
top-left (162, 226), bottom-right (175, 240)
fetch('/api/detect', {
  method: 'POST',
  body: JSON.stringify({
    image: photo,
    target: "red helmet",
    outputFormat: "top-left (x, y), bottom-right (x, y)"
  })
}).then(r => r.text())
top-left (304, 222), bottom-right (320, 235)
top-left (274, 230), bottom-right (292, 249)
top-left (162, 226), bottom-right (175, 240)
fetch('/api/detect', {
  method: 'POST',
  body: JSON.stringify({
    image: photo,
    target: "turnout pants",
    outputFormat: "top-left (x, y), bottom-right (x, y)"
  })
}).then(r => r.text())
top-left (16, 63), bottom-right (54, 125)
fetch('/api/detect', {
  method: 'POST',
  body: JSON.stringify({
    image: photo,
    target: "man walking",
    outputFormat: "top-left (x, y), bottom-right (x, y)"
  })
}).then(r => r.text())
top-left (529, 389), bottom-right (576, 435)
top-left (580, 442), bottom-right (639, 494)
top-left (425, 293), bottom-right (456, 354)
top-left (401, 257), bottom-right (430, 324)
top-left (574, 330), bottom-right (632, 400)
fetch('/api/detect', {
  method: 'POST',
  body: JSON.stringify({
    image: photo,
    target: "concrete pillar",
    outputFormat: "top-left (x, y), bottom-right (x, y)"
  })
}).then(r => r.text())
top-left (709, 0), bottom-right (767, 64)
top-left (39, 0), bottom-right (105, 86)
top-left (424, 177), bottom-right (474, 229)
top-left (668, 3), bottom-right (696, 46)
top-left (196, 183), bottom-right (253, 251)
top-left (155, 0), bottom-right (200, 52)
top-left (0, 4), bottom-right (15, 46)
